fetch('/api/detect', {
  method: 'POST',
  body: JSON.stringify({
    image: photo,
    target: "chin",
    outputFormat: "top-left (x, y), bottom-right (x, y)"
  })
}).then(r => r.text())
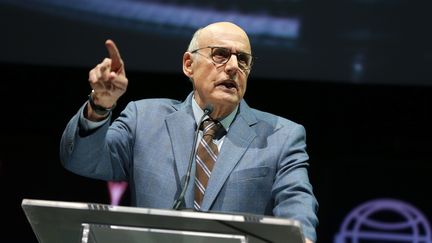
top-left (213, 100), bottom-right (240, 114)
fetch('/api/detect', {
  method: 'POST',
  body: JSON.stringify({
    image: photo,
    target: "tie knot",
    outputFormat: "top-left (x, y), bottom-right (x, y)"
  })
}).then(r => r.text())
top-left (201, 119), bottom-right (226, 139)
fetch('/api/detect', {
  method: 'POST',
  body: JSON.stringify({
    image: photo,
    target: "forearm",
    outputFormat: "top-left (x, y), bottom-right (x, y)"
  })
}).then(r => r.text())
top-left (273, 167), bottom-right (318, 242)
top-left (60, 108), bottom-right (116, 180)
top-left (273, 124), bottom-right (319, 242)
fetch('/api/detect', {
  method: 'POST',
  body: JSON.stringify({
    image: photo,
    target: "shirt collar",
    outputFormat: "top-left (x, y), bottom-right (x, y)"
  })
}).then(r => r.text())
top-left (192, 96), bottom-right (238, 131)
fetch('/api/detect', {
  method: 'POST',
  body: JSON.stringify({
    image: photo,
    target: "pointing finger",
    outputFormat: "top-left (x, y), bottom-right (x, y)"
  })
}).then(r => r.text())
top-left (105, 39), bottom-right (123, 72)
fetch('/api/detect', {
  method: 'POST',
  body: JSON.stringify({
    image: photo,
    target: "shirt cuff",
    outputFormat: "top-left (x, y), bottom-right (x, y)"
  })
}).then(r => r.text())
top-left (79, 107), bottom-right (110, 131)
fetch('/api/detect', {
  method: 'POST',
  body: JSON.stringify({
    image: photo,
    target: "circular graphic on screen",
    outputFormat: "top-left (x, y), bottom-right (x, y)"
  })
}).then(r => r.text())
top-left (335, 198), bottom-right (432, 243)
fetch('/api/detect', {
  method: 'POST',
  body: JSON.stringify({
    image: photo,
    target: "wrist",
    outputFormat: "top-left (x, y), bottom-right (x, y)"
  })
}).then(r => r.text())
top-left (88, 90), bottom-right (116, 116)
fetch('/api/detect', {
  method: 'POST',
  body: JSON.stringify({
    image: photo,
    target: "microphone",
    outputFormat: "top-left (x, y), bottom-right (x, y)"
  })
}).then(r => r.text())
top-left (173, 104), bottom-right (213, 210)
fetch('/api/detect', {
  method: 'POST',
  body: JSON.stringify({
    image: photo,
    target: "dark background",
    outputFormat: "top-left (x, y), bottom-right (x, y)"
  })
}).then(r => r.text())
top-left (1, 1), bottom-right (432, 243)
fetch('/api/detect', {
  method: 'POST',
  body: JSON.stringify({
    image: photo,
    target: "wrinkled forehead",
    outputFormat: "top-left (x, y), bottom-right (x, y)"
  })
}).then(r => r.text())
top-left (199, 24), bottom-right (251, 54)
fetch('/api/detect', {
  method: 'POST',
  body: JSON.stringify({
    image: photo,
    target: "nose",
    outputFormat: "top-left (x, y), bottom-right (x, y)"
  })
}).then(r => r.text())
top-left (224, 54), bottom-right (240, 76)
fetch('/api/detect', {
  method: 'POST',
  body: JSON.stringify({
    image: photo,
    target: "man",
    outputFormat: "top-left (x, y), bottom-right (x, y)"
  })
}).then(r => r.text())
top-left (60, 22), bottom-right (318, 242)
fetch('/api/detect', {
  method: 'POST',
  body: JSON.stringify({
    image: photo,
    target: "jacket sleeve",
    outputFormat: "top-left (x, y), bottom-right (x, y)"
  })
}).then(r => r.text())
top-left (272, 124), bottom-right (319, 242)
top-left (59, 102), bottom-right (138, 181)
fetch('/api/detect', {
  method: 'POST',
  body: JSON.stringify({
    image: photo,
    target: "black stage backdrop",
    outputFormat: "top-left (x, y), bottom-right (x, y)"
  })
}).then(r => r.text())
top-left (1, 1), bottom-right (432, 242)
top-left (1, 63), bottom-right (431, 243)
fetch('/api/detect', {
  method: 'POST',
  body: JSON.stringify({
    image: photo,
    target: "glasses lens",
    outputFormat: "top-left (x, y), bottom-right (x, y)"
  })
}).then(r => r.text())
top-left (209, 47), bottom-right (253, 71)
top-left (237, 53), bottom-right (252, 70)
top-left (211, 47), bottom-right (231, 64)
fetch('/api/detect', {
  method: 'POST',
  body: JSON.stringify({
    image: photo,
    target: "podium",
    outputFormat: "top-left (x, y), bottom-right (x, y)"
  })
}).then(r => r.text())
top-left (22, 199), bottom-right (305, 243)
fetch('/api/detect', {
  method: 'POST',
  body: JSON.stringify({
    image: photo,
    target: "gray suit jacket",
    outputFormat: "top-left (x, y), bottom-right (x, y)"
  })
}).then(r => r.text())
top-left (60, 93), bottom-right (318, 241)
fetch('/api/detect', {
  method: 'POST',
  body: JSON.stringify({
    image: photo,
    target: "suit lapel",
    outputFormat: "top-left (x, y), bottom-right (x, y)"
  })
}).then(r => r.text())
top-left (165, 94), bottom-right (196, 207)
top-left (201, 101), bottom-right (257, 210)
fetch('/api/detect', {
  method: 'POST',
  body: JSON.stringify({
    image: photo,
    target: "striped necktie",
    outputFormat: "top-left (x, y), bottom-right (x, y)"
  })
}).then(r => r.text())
top-left (194, 119), bottom-right (224, 210)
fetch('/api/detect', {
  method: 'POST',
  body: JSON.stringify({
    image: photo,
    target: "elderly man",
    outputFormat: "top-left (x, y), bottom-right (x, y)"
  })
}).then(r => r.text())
top-left (60, 22), bottom-right (318, 242)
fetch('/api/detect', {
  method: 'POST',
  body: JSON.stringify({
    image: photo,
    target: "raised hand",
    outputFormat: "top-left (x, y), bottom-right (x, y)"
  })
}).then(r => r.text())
top-left (87, 39), bottom-right (128, 117)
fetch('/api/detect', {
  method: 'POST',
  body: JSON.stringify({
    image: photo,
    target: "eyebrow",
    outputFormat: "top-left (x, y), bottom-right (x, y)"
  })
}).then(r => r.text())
top-left (209, 46), bottom-right (252, 55)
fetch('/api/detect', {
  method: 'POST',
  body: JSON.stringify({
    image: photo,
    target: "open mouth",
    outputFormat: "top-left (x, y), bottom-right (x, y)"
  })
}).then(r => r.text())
top-left (216, 79), bottom-right (238, 90)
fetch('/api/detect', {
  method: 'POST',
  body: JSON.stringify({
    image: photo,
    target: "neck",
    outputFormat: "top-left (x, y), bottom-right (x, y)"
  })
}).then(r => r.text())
top-left (192, 93), bottom-right (238, 119)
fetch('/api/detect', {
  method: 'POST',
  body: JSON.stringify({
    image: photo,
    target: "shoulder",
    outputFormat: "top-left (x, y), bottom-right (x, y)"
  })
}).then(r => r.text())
top-left (124, 98), bottom-right (184, 115)
top-left (238, 103), bottom-right (306, 141)
top-left (246, 105), bottom-right (305, 133)
top-left (133, 98), bottom-right (182, 108)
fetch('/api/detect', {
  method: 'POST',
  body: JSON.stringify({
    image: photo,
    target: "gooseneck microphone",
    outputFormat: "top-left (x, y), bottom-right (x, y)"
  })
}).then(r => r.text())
top-left (173, 104), bottom-right (213, 210)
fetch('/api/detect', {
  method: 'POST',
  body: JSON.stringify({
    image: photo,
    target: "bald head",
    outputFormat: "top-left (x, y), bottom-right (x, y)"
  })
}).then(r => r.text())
top-left (187, 22), bottom-right (251, 54)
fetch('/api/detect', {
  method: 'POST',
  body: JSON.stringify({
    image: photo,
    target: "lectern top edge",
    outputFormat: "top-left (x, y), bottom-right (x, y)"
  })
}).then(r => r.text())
top-left (22, 198), bottom-right (301, 227)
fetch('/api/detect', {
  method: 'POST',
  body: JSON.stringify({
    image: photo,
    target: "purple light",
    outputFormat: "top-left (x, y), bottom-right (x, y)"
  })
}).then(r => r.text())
top-left (107, 181), bottom-right (128, 206)
top-left (335, 198), bottom-right (432, 243)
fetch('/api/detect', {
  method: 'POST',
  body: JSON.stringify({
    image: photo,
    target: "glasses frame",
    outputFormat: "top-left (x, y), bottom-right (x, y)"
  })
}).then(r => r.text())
top-left (190, 46), bottom-right (254, 72)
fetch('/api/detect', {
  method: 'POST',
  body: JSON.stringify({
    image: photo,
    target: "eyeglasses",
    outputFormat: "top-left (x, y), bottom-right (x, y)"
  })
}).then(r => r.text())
top-left (191, 46), bottom-right (254, 71)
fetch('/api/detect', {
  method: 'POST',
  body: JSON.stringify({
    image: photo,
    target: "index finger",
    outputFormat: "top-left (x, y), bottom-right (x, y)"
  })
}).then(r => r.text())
top-left (105, 39), bottom-right (123, 72)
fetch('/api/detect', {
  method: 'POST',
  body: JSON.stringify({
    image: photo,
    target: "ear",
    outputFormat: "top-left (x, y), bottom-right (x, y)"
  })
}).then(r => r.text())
top-left (182, 52), bottom-right (194, 78)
